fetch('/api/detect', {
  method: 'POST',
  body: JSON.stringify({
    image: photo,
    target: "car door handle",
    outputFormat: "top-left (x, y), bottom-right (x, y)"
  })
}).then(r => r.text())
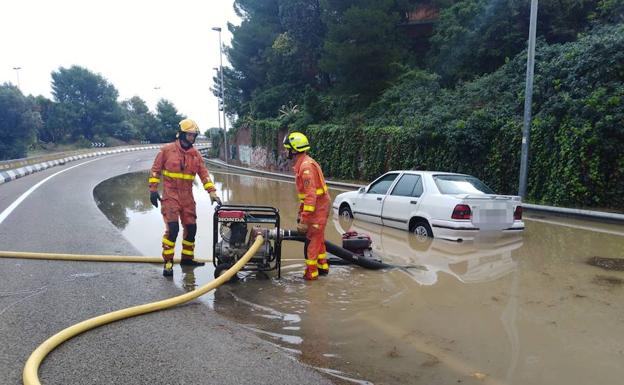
top-left (410, 200), bottom-right (418, 204)
top-left (376, 197), bottom-right (382, 201)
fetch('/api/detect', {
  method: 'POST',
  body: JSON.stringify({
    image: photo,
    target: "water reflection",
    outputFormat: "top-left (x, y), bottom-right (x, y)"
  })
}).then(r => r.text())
top-left (332, 216), bottom-right (520, 285)
top-left (93, 173), bottom-right (153, 229)
top-left (180, 265), bottom-right (199, 292)
top-left (94, 170), bottom-right (624, 385)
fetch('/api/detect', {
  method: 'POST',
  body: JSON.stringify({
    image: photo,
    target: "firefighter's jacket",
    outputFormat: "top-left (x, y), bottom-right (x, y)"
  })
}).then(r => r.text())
top-left (148, 141), bottom-right (216, 199)
top-left (294, 153), bottom-right (330, 225)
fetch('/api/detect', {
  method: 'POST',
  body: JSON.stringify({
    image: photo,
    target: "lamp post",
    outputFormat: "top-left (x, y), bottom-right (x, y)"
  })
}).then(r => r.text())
top-left (518, 0), bottom-right (538, 199)
top-left (212, 26), bottom-right (228, 164)
top-left (12, 67), bottom-right (21, 90)
top-left (212, 67), bottom-right (222, 131)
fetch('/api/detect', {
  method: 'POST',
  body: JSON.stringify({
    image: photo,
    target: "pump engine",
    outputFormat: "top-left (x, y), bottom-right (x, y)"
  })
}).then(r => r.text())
top-left (212, 205), bottom-right (281, 279)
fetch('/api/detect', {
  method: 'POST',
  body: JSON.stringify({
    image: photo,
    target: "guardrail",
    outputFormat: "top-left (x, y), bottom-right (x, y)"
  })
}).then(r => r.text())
top-left (0, 145), bottom-right (163, 185)
top-left (0, 149), bottom-right (97, 171)
top-left (0, 143), bottom-right (211, 186)
top-left (0, 142), bottom-right (211, 172)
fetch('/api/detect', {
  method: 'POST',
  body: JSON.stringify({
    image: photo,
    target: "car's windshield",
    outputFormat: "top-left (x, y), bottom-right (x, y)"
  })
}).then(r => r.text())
top-left (433, 175), bottom-right (495, 194)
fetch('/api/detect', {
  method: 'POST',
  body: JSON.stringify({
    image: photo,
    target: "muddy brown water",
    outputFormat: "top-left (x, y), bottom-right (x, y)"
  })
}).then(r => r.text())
top-left (94, 170), bottom-right (624, 385)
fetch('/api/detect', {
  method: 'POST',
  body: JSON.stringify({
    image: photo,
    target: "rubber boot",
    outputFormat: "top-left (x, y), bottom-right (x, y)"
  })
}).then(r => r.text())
top-left (163, 260), bottom-right (174, 277)
top-left (181, 239), bottom-right (203, 266)
top-left (317, 261), bottom-right (329, 276)
top-left (162, 237), bottom-right (175, 273)
top-left (303, 267), bottom-right (319, 280)
top-left (303, 259), bottom-right (319, 280)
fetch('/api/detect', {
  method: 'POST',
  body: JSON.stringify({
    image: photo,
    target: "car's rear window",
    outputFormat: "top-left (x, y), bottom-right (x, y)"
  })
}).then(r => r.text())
top-left (433, 175), bottom-right (495, 194)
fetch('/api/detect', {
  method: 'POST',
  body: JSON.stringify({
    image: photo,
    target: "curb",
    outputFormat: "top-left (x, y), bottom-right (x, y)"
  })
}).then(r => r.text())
top-left (0, 144), bottom-right (212, 186)
top-left (0, 146), bottom-right (160, 185)
top-left (203, 158), bottom-right (362, 190)
top-left (0, 144), bottom-right (215, 186)
top-left (204, 158), bottom-right (624, 223)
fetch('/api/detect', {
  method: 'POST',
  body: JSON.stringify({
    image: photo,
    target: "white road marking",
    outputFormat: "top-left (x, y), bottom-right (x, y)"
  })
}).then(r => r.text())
top-left (0, 158), bottom-right (101, 225)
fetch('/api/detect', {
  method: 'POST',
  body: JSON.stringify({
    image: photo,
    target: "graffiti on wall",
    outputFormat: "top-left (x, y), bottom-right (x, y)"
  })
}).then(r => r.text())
top-left (239, 145), bottom-right (252, 165)
top-left (251, 147), bottom-right (270, 168)
top-left (238, 145), bottom-right (274, 168)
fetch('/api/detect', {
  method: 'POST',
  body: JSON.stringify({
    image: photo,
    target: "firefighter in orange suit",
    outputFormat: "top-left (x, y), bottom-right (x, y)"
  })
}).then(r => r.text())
top-left (283, 132), bottom-right (330, 280)
top-left (149, 118), bottom-right (222, 277)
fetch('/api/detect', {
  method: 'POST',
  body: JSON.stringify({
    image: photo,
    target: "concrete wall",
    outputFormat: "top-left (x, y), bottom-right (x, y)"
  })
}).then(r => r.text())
top-left (229, 125), bottom-right (291, 172)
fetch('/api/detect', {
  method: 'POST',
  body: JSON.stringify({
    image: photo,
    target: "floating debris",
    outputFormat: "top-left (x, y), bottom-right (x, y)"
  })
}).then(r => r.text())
top-left (587, 257), bottom-right (624, 271)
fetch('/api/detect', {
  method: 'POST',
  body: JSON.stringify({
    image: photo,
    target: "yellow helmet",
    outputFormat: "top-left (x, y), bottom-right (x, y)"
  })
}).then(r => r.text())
top-left (283, 132), bottom-right (310, 153)
top-left (179, 119), bottom-right (200, 134)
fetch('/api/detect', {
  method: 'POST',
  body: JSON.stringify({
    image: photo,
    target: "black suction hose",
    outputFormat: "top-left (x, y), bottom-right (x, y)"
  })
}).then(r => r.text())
top-left (324, 241), bottom-right (393, 269)
top-left (281, 230), bottom-right (393, 270)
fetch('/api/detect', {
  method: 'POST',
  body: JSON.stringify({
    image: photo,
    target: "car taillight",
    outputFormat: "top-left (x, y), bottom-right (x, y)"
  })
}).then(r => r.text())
top-left (451, 204), bottom-right (472, 220)
top-left (514, 206), bottom-right (523, 220)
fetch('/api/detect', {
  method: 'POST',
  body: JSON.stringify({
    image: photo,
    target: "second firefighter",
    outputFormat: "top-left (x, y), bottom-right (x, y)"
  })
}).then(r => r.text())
top-left (283, 131), bottom-right (330, 281)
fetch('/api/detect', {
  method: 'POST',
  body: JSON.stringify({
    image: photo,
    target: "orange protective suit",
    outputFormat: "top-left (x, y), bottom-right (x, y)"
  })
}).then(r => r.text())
top-left (294, 153), bottom-right (330, 280)
top-left (149, 141), bottom-right (216, 262)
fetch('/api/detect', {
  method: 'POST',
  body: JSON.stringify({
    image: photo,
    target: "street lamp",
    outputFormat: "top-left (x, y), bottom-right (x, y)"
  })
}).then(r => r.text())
top-left (153, 86), bottom-right (162, 109)
top-left (518, 0), bottom-right (538, 199)
top-left (212, 67), bottom-right (222, 132)
top-left (212, 26), bottom-right (228, 164)
top-left (12, 67), bottom-right (21, 90)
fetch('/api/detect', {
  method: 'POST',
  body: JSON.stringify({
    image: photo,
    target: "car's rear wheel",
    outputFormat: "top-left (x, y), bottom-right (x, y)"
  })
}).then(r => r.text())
top-left (339, 204), bottom-right (353, 219)
top-left (411, 220), bottom-right (433, 238)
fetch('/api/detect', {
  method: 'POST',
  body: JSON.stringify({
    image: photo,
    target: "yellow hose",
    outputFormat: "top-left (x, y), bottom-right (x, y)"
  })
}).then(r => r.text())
top-left (0, 250), bottom-right (302, 263)
top-left (21, 235), bottom-right (264, 385)
top-left (0, 250), bottom-right (210, 264)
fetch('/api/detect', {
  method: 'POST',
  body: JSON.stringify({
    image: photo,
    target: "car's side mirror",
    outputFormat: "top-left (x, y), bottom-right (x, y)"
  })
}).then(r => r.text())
top-left (358, 187), bottom-right (366, 193)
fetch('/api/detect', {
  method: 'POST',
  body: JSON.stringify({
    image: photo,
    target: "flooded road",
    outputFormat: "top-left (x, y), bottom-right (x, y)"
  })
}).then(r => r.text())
top-left (94, 170), bottom-right (624, 385)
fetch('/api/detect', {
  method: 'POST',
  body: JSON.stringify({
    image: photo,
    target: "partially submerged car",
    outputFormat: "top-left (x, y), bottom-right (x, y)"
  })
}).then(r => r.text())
top-left (332, 171), bottom-right (524, 241)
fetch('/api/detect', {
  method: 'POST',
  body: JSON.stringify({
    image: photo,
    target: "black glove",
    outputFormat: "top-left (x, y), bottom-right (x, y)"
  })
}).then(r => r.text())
top-left (209, 192), bottom-right (222, 206)
top-left (150, 191), bottom-right (161, 208)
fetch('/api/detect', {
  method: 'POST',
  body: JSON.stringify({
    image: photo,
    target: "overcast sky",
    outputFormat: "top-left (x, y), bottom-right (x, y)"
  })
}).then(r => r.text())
top-left (0, 0), bottom-right (240, 131)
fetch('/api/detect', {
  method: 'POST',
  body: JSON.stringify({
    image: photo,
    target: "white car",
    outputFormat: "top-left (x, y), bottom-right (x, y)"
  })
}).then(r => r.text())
top-left (332, 171), bottom-right (524, 241)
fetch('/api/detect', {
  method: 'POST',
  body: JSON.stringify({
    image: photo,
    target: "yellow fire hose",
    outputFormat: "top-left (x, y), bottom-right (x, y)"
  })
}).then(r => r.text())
top-left (0, 250), bottom-right (301, 263)
top-left (0, 250), bottom-right (210, 264)
top-left (0, 235), bottom-right (264, 385)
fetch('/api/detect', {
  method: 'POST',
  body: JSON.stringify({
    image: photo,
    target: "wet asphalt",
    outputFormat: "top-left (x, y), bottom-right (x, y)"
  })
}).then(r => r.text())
top-left (0, 150), bottom-right (333, 385)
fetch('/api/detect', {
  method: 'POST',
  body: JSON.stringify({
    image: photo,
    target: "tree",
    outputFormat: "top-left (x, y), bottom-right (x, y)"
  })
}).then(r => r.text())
top-left (224, 0), bottom-right (282, 118)
top-left (0, 84), bottom-right (41, 160)
top-left (154, 99), bottom-right (185, 143)
top-left (428, 0), bottom-right (603, 84)
top-left (120, 96), bottom-right (159, 141)
top-left (320, 0), bottom-right (411, 107)
top-left (34, 95), bottom-right (69, 143)
top-left (272, 0), bottom-right (326, 86)
top-left (51, 65), bottom-right (125, 141)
